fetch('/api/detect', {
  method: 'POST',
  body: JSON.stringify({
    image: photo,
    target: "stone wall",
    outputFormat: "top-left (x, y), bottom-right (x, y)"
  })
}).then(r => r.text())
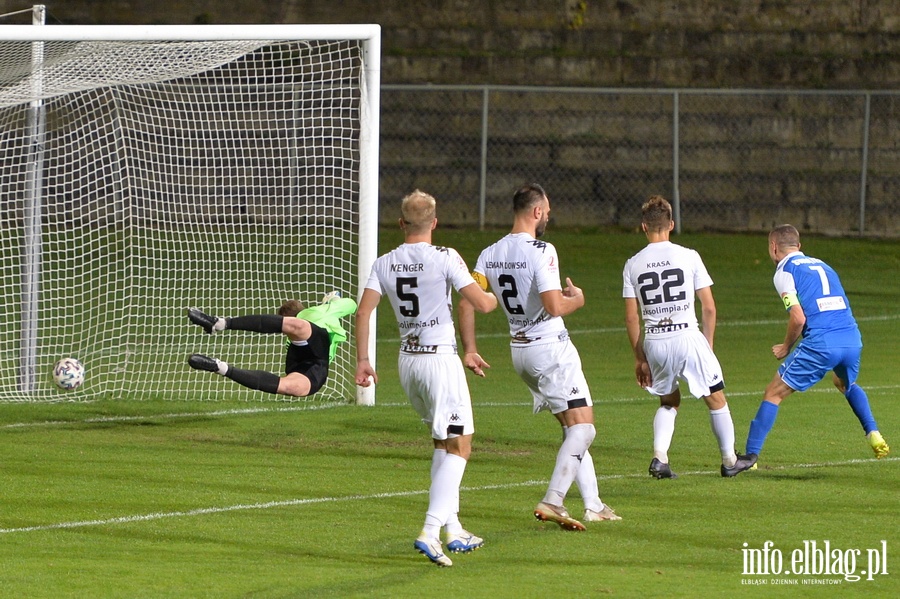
top-left (4, 0), bottom-right (897, 234)
top-left (8, 0), bottom-right (900, 88)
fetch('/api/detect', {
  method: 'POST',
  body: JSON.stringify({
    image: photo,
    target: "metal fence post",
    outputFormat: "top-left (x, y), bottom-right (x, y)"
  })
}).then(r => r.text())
top-left (859, 92), bottom-right (871, 235)
top-left (672, 90), bottom-right (681, 234)
top-left (479, 85), bottom-right (489, 231)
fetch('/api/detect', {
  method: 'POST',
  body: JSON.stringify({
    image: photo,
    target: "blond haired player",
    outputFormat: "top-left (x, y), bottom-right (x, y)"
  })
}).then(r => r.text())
top-left (355, 190), bottom-right (497, 567)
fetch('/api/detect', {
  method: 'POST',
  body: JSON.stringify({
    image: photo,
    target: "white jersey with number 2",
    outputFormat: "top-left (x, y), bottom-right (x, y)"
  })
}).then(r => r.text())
top-left (473, 232), bottom-right (567, 345)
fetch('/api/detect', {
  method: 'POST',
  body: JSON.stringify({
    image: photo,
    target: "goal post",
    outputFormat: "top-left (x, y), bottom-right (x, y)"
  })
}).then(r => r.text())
top-left (0, 24), bottom-right (380, 404)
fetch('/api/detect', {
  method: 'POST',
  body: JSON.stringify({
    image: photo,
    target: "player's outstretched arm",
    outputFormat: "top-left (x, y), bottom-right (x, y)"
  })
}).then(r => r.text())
top-left (328, 296), bottom-right (359, 318)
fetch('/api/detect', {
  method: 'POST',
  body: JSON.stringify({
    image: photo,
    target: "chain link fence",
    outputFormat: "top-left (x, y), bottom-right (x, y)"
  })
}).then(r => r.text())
top-left (380, 85), bottom-right (900, 236)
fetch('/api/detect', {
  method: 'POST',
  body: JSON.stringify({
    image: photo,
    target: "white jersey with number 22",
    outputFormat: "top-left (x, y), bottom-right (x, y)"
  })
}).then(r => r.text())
top-left (622, 240), bottom-right (713, 339)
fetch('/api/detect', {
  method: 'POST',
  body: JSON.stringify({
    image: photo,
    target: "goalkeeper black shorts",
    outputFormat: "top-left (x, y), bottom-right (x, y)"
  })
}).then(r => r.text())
top-left (285, 322), bottom-right (331, 395)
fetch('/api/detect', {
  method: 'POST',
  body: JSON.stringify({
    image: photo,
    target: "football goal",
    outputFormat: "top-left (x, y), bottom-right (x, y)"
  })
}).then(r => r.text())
top-left (0, 22), bottom-right (380, 404)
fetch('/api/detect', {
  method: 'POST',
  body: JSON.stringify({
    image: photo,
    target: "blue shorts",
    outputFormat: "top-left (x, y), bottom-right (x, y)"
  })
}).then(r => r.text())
top-left (778, 343), bottom-right (861, 392)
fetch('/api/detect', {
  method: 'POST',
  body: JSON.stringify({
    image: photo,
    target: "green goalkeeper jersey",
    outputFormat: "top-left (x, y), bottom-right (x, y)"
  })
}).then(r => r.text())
top-left (296, 296), bottom-right (358, 363)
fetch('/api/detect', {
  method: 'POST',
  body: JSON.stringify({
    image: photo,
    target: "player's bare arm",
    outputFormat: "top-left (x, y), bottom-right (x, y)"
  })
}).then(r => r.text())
top-left (458, 282), bottom-right (497, 376)
top-left (695, 286), bottom-right (717, 350)
top-left (541, 277), bottom-right (584, 317)
top-left (624, 297), bottom-right (652, 387)
top-left (354, 288), bottom-right (381, 386)
top-left (459, 281), bottom-right (498, 314)
top-left (457, 296), bottom-right (492, 377)
top-left (773, 303), bottom-right (806, 360)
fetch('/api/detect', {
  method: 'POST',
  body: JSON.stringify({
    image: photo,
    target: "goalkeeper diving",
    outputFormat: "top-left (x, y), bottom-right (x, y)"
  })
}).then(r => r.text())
top-left (186, 292), bottom-right (357, 397)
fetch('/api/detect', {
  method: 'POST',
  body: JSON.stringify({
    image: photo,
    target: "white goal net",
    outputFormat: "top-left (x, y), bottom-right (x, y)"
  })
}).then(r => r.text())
top-left (0, 25), bottom-right (380, 403)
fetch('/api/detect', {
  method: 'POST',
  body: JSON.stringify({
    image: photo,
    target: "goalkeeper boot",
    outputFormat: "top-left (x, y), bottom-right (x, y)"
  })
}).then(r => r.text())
top-left (414, 534), bottom-right (452, 567)
top-left (648, 457), bottom-right (678, 479)
top-left (188, 354), bottom-right (223, 374)
top-left (534, 501), bottom-right (585, 531)
top-left (720, 453), bottom-right (758, 477)
top-left (446, 530), bottom-right (484, 553)
top-left (187, 307), bottom-right (223, 335)
top-left (868, 431), bottom-right (890, 459)
top-left (583, 506), bottom-right (622, 522)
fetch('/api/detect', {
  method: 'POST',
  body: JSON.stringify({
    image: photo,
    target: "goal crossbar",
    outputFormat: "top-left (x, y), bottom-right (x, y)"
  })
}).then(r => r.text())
top-left (0, 24), bottom-right (383, 42)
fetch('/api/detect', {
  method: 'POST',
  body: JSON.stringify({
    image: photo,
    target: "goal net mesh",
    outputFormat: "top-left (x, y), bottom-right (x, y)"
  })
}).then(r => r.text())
top-left (0, 37), bottom-right (367, 402)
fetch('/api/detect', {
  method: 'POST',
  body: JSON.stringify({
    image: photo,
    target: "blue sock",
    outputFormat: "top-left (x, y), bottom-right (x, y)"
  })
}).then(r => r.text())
top-left (844, 384), bottom-right (878, 435)
top-left (746, 401), bottom-right (779, 456)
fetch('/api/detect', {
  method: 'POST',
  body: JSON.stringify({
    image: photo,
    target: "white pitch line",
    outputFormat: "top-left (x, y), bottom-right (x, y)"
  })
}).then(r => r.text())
top-left (3, 384), bottom-right (898, 429)
top-left (0, 458), bottom-right (895, 535)
top-left (0, 401), bottom-right (348, 430)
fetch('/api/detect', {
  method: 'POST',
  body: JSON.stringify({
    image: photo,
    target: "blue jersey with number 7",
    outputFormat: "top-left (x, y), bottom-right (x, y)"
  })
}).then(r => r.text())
top-left (774, 252), bottom-right (861, 348)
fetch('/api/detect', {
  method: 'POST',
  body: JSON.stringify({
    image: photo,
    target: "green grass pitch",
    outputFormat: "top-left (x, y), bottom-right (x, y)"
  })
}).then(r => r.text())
top-left (0, 228), bottom-right (897, 597)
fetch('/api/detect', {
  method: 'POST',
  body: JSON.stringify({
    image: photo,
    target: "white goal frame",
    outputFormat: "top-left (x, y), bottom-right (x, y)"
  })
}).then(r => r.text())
top-left (0, 24), bottom-right (380, 405)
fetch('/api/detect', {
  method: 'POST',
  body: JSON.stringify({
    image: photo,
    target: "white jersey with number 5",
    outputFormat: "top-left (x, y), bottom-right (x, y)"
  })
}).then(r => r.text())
top-left (473, 232), bottom-right (567, 345)
top-left (622, 241), bottom-right (713, 339)
top-left (365, 242), bottom-right (475, 348)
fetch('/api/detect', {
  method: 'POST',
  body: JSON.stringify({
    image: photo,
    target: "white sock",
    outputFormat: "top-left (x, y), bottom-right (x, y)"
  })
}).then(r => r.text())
top-left (431, 449), bottom-right (463, 535)
top-left (562, 425), bottom-right (606, 512)
top-left (653, 406), bottom-right (677, 463)
top-left (443, 499), bottom-right (463, 535)
top-left (575, 449), bottom-right (605, 513)
top-left (709, 405), bottom-right (737, 467)
top-left (214, 359), bottom-right (228, 376)
top-left (424, 453), bottom-right (467, 538)
top-left (213, 318), bottom-right (226, 332)
top-left (543, 423), bottom-right (595, 506)
top-left (431, 448), bottom-right (447, 480)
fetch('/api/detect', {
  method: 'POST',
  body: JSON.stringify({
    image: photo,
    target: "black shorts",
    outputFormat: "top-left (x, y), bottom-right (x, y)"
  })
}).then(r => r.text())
top-left (284, 322), bottom-right (331, 395)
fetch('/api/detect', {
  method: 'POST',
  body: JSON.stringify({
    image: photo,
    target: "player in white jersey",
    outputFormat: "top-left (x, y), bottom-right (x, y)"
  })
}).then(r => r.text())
top-left (355, 190), bottom-right (497, 567)
top-left (623, 195), bottom-right (738, 479)
top-left (460, 183), bottom-right (620, 531)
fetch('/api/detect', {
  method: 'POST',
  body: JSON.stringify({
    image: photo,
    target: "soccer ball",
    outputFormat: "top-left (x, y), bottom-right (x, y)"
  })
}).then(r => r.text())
top-left (53, 357), bottom-right (85, 390)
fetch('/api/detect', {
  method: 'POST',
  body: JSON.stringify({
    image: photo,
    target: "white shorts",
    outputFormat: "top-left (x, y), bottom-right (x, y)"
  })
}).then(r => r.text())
top-left (398, 353), bottom-right (474, 440)
top-left (511, 339), bottom-right (592, 415)
top-left (642, 330), bottom-right (725, 399)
